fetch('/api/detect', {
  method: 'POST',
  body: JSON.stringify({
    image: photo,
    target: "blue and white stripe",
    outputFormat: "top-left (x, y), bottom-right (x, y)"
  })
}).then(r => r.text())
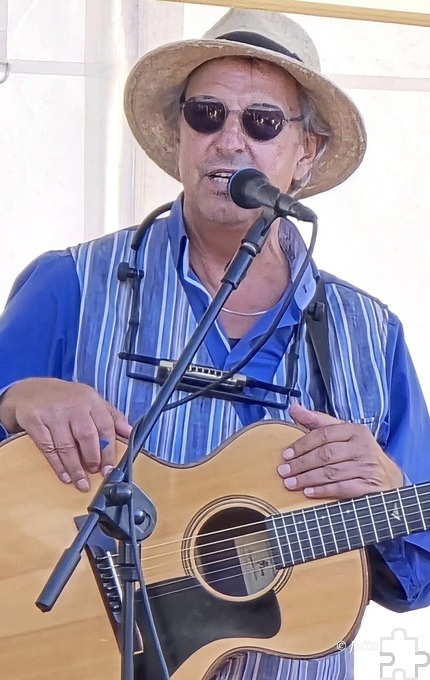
top-left (69, 203), bottom-right (390, 680)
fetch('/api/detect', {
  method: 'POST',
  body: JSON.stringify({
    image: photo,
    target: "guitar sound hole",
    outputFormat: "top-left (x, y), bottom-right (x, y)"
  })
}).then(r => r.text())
top-left (195, 507), bottom-right (276, 597)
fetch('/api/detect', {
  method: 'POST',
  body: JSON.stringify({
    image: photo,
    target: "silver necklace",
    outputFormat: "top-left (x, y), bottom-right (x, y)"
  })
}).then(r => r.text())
top-left (221, 306), bottom-right (270, 317)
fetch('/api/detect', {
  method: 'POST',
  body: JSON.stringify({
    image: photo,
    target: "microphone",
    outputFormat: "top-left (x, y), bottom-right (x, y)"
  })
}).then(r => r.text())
top-left (228, 168), bottom-right (316, 222)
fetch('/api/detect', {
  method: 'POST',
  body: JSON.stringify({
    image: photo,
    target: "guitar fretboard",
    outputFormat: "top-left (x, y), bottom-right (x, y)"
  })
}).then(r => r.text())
top-left (266, 483), bottom-right (430, 568)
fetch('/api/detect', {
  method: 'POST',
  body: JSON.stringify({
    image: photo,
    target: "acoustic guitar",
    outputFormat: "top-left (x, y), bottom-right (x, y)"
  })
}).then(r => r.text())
top-left (1, 422), bottom-right (429, 680)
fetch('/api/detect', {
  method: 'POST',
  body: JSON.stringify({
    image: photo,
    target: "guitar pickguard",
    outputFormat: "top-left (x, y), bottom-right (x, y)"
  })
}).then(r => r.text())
top-left (134, 577), bottom-right (281, 678)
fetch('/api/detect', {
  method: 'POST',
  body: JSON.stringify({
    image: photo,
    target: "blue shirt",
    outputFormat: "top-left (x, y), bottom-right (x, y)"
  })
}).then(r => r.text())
top-left (1, 200), bottom-right (430, 680)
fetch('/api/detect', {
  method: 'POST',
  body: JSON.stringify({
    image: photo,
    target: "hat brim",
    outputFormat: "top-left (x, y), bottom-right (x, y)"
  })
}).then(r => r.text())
top-left (124, 38), bottom-right (366, 199)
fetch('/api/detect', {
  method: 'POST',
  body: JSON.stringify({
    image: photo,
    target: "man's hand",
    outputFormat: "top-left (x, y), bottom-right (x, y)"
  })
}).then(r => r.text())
top-left (278, 404), bottom-right (403, 499)
top-left (0, 378), bottom-right (132, 491)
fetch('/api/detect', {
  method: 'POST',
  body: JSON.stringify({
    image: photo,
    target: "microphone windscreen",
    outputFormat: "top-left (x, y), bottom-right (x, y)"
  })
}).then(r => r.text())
top-left (228, 168), bottom-right (268, 209)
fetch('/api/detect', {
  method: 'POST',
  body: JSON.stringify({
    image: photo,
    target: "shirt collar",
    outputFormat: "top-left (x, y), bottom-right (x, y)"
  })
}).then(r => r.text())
top-left (166, 193), bottom-right (319, 316)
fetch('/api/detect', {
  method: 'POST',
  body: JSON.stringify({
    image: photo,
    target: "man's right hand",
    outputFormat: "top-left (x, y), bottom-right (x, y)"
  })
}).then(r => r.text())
top-left (0, 378), bottom-right (132, 491)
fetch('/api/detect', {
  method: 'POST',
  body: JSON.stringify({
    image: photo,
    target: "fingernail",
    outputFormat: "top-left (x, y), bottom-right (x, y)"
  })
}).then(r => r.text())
top-left (283, 448), bottom-right (294, 460)
top-left (99, 438), bottom-right (109, 450)
top-left (284, 477), bottom-right (297, 489)
top-left (278, 463), bottom-right (291, 476)
top-left (304, 487), bottom-right (315, 496)
top-left (61, 472), bottom-right (72, 484)
top-left (101, 465), bottom-right (114, 477)
top-left (76, 478), bottom-right (90, 492)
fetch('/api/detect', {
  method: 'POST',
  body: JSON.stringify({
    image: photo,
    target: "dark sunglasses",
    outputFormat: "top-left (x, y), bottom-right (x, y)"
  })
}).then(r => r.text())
top-left (181, 96), bottom-right (304, 142)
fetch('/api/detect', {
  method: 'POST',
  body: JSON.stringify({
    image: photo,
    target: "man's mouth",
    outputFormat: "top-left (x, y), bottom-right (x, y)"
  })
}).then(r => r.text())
top-left (206, 170), bottom-right (235, 184)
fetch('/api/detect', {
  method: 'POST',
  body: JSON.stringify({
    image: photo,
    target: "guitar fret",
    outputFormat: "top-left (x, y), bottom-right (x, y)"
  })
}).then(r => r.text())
top-left (413, 485), bottom-right (427, 530)
top-left (281, 513), bottom-right (306, 564)
top-left (329, 502), bottom-right (351, 552)
top-left (319, 506), bottom-right (339, 554)
top-left (354, 497), bottom-right (378, 544)
top-left (351, 500), bottom-right (365, 547)
top-left (397, 488), bottom-right (409, 533)
top-left (300, 508), bottom-right (327, 559)
top-left (338, 501), bottom-right (364, 550)
top-left (365, 495), bottom-right (379, 542)
top-left (380, 492), bottom-right (395, 539)
top-left (326, 506), bottom-right (339, 553)
top-left (300, 509), bottom-right (316, 559)
top-left (313, 507), bottom-right (332, 556)
top-left (289, 512), bottom-right (304, 562)
top-left (383, 489), bottom-right (408, 538)
top-left (367, 493), bottom-right (393, 542)
top-left (268, 516), bottom-right (291, 568)
top-left (269, 514), bottom-right (302, 567)
top-left (291, 511), bottom-right (313, 562)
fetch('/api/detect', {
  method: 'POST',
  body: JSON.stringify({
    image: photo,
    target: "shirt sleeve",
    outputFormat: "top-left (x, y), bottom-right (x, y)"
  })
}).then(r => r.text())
top-left (370, 313), bottom-right (430, 612)
top-left (0, 250), bottom-right (80, 438)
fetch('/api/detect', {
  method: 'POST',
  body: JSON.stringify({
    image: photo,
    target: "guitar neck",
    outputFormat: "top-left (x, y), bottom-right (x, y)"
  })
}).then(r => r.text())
top-left (267, 482), bottom-right (430, 568)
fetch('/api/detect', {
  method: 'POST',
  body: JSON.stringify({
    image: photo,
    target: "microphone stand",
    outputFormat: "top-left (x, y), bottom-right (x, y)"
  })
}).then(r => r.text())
top-left (36, 206), bottom-right (278, 680)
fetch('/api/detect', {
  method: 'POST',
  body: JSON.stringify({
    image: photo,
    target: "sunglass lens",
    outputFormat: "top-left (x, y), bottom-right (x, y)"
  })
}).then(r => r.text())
top-left (183, 98), bottom-right (226, 134)
top-left (243, 105), bottom-right (285, 141)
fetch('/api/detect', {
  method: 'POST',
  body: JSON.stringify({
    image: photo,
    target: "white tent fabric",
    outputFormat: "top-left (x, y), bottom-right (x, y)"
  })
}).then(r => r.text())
top-left (0, 0), bottom-right (8, 84)
top-left (0, 0), bottom-right (182, 308)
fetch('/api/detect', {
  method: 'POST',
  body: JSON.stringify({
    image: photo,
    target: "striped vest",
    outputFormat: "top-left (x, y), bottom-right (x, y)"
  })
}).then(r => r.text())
top-left (69, 213), bottom-right (390, 680)
top-left (70, 215), bottom-right (390, 461)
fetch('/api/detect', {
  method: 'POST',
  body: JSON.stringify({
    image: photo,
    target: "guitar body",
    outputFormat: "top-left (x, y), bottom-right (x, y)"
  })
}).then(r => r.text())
top-left (0, 422), bottom-right (368, 680)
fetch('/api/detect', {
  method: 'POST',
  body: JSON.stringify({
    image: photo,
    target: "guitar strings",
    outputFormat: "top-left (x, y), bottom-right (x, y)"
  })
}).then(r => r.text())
top-left (93, 523), bottom-right (430, 604)
top-left (98, 491), bottom-right (430, 568)
top-left (109, 494), bottom-right (425, 583)
top-left (94, 515), bottom-right (386, 604)
top-left (92, 493), bottom-right (430, 598)
top-left (101, 489), bottom-right (430, 559)
top-left (104, 531), bottom-right (277, 576)
top-left (97, 546), bottom-right (283, 602)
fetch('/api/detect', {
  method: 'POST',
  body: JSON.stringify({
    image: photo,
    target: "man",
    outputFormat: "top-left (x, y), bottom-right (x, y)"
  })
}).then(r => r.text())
top-left (0, 7), bottom-right (429, 680)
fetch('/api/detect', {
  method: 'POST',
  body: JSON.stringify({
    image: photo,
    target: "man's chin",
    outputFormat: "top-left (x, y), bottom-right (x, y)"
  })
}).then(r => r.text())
top-left (184, 184), bottom-right (259, 229)
top-left (202, 196), bottom-right (258, 227)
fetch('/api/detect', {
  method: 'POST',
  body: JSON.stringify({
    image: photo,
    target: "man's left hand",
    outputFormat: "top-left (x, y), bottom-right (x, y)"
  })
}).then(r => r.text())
top-left (278, 404), bottom-right (404, 500)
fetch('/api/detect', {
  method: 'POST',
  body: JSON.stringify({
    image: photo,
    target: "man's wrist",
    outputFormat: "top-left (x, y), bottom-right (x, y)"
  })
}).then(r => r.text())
top-left (0, 383), bottom-right (20, 433)
top-left (401, 469), bottom-right (412, 487)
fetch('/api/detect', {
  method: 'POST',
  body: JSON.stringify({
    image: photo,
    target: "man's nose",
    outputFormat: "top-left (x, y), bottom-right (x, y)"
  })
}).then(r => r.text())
top-left (214, 111), bottom-right (247, 152)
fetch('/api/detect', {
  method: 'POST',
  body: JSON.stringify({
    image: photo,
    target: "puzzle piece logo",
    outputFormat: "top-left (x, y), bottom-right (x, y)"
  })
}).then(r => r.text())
top-left (380, 628), bottom-right (430, 679)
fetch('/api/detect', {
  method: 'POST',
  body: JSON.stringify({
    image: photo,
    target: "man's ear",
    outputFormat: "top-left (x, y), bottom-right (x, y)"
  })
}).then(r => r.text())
top-left (293, 133), bottom-right (320, 182)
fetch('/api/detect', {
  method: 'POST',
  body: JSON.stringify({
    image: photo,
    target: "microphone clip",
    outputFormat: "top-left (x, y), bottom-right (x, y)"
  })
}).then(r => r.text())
top-left (117, 261), bottom-right (144, 282)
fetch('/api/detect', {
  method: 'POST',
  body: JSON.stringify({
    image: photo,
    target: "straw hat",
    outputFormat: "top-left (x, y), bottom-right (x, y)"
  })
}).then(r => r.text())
top-left (124, 8), bottom-right (366, 199)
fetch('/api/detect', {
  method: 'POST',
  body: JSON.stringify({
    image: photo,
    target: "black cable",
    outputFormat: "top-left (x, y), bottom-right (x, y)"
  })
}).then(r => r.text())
top-left (115, 208), bottom-right (317, 679)
top-left (127, 489), bottom-right (170, 680)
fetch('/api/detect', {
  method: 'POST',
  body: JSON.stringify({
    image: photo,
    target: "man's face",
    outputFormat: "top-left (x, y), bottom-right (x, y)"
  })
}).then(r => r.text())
top-left (178, 57), bottom-right (317, 232)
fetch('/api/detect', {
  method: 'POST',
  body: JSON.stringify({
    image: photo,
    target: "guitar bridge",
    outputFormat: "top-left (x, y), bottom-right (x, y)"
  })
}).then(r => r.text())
top-left (74, 516), bottom-right (143, 654)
